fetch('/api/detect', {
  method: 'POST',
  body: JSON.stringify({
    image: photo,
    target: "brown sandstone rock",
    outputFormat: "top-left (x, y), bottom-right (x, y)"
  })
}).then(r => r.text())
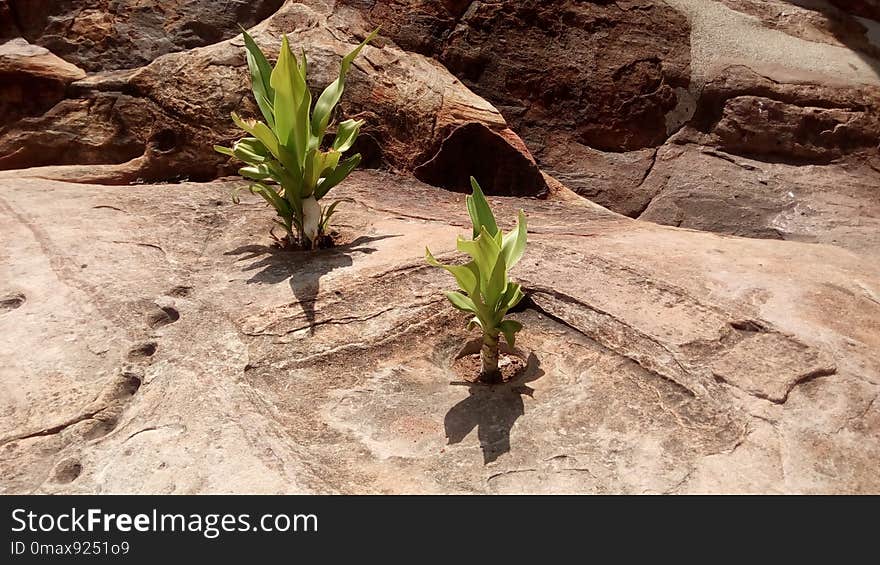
top-left (0, 37), bottom-right (85, 125)
top-left (0, 0), bottom-right (286, 72)
top-left (0, 0), bottom-right (546, 194)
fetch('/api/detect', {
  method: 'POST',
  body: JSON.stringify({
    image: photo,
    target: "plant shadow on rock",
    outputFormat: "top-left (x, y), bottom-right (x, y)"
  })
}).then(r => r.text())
top-left (225, 234), bottom-right (397, 332)
top-left (444, 352), bottom-right (544, 464)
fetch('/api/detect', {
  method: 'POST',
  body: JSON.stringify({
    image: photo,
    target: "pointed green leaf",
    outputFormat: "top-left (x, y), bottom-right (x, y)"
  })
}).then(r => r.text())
top-left (270, 35), bottom-right (310, 166)
top-left (445, 291), bottom-right (477, 314)
top-left (321, 199), bottom-right (343, 232)
top-left (249, 182), bottom-right (291, 217)
top-left (214, 145), bottom-right (235, 157)
top-left (456, 225), bottom-right (502, 288)
top-left (233, 137), bottom-right (270, 165)
top-left (241, 29), bottom-right (275, 127)
top-left (311, 28), bottom-right (378, 142)
top-left (503, 283), bottom-right (525, 312)
top-left (314, 153), bottom-right (360, 199)
top-left (303, 149), bottom-right (342, 196)
top-left (239, 165), bottom-right (273, 181)
top-left (230, 112), bottom-right (279, 158)
top-left (501, 209), bottom-right (528, 269)
top-left (485, 249), bottom-right (508, 308)
top-left (331, 119), bottom-right (363, 153)
top-left (425, 248), bottom-right (480, 296)
top-left (498, 319), bottom-right (523, 349)
top-left (467, 177), bottom-right (498, 239)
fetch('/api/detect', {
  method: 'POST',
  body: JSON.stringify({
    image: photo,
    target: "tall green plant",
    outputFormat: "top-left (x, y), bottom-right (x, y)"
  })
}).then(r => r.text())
top-left (426, 177), bottom-right (528, 381)
top-left (215, 28), bottom-right (377, 248)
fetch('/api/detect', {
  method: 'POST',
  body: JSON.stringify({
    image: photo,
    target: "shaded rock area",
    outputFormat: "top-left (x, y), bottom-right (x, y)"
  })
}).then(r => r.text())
top-left (0, 171), bottom-right (877, 493)
top-left (0, 37), bottom-right (85, 124)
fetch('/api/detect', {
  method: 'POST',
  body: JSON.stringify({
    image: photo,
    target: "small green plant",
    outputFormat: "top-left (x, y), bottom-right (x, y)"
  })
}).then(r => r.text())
top-left (426, 177), bottom-right (528, 381)
top-left (215, 28), bottom-right (377, 249)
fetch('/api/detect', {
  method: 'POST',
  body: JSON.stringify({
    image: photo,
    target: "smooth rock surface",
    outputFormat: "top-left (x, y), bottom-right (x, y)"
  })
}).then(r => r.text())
top-left (0, 171), bottom-right (877, 494)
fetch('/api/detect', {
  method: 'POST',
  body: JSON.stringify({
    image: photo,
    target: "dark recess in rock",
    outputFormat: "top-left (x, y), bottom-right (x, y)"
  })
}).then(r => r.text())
top-left (414, 123), bottom-right (548, 197)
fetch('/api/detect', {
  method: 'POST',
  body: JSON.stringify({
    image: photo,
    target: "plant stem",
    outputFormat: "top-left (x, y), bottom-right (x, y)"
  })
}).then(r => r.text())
top-left (480, 331), bottom-right (501, 383)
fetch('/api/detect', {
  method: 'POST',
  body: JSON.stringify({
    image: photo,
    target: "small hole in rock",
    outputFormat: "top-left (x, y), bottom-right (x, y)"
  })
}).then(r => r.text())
top-left (151, 129), bottom-right (178, 153)
top-left (83, 416), bottom-right (119, 441)
top-left (52, 459), bottom-right (82, 484)
top-left (169, 285), bottom-right (193, 297)
top-left (120, 372), bottom-right (143, 397)
top-left (147, 306), bottom-right (180, 328)
top-left (127, 341), bottom-right (158, 361)
top-left (0, 292), bottom-right (25, 312)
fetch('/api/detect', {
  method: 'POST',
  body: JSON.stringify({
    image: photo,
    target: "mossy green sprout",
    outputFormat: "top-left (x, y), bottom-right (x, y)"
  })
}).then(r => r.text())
top-left (426, 177), bottom-right (528, 381)
top-left (215, 27), bottom-right (378, 248)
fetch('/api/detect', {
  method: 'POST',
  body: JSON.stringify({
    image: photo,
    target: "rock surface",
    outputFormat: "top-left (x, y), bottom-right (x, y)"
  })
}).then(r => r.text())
top-left (1, 0), bottom-right (880, 494)
top-left (0, 37), bottom-right (86, 125)
top-left (0, 0), bottom-right (545, 195)
top-left (0, 171), bottom-right (878, 494)
top-left (351, 0), bottom-right (880, 249)
top-left (0, 0), bottom-right (286, 71)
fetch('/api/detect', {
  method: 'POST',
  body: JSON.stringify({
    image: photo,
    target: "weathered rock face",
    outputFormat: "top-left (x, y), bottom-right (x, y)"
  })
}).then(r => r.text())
top-left (1, 0), bottom-right (879, 238)
top-left (0, 171), bottom-right (877, 493)
top-left (0, 38), bottom-right (85, 125)
top-left (343, 0), bottom-right (693, 201)
top-left (0, 0), bottom-right (546, 194)
top-left (345, 0), bottom-right (693, 151)
top-left (1, 1), bottom-right (880, 495)
top-left (347, 0), bottom-right (880, 247)
top-left (829, 0), bottom-right (880, 21)
top-left (0, 0), bottom-right (286, 71)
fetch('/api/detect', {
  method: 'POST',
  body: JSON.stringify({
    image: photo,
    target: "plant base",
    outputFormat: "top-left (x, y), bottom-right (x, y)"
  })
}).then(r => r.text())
top-left (452, 338), bottom-right (528, 384)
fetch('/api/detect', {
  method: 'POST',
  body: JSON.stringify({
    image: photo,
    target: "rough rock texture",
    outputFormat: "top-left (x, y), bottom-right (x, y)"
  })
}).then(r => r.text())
top-left (0, 0), bottom-right (286, 71)
top-left (0, 37), bottom-right (86, 125)
top-left (1, 0), bottom-right (880, 495)
top-left (0, 171), bottom-right (877, 494)
top-left (348, 0), bottom-right (880, 248)
top-left (1, 0), bottom-right (879, 238)
top-left (0, 0), bottom-right (545, 194)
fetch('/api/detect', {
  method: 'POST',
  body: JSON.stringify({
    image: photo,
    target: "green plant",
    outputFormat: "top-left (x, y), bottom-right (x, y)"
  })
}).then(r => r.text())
top-left (215, 28), bottom-right (377, 249)
top-left (426, 177), bottom-right (528, 381)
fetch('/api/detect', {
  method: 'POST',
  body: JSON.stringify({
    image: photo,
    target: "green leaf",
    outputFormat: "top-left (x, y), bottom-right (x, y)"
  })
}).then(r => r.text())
top-left (270, 35), bottom-right (311, 167)
top-left (456, 225), bottom-right (502, 288)
top-left (485, 249), bottom-right (508, 309)
top-left (230, 113), bottom-right (280, 160)
top-left (498, 319), bottom-right (523, 349)
top-left (331, 119), bottom-right (363, 153)
top-left (466, 176), bottom-right (498, 239)
top-left (214, 145), bottom-right (235, 157)
top-left (425, 248), bottom-right (480, 297)
top-left (467, 317), bottom-right (483, 332)
top-left (321, 199), bottom-right (343, 232)
top-left (241, 28), bottom-right (275, 128)
top-left (444, 291), bottom-right (477, 314)
top-left (304, 149), bottom-right (342, 196)
top-left (249, 182), bottom-right (291, 217)
top-left (314, 153), bottom-right (361, 199)
top-left (501, 209), bottom-right (527, 270)
top-left (502, 283), bottom-right (525, 312)
top-left (311, 28), bottom-right (378, 142)
top-left (233, 137), bottom-right (270, 165)
top-left (239, 164), bottom-right (273, 181)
